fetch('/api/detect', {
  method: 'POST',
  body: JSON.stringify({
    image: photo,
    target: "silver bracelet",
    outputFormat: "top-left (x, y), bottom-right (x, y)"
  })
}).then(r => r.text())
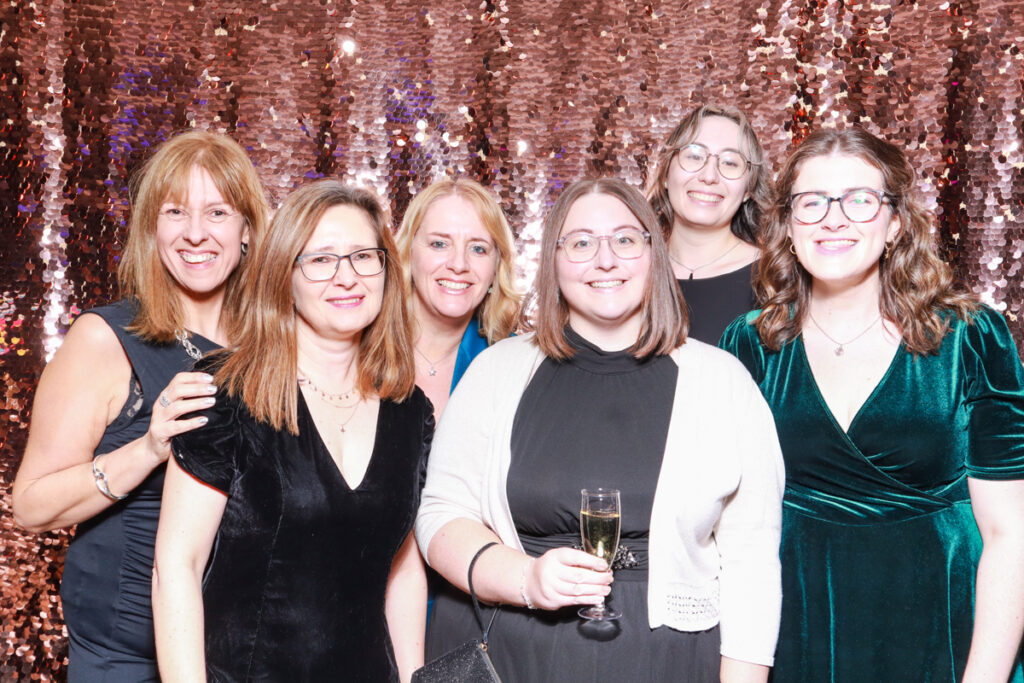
top-left (92, 456), bottom-right (128, 501)
top-left (519, 558), bottom-right (537, 610)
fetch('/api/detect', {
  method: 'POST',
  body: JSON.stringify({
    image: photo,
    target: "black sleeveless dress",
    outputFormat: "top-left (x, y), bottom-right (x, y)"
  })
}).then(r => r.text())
top-left (426, 329), bottom-right (720, 682)
top-left (677, 262), bottom-right (757, 344)
top-left (60, 300), bottom-right (219, 682)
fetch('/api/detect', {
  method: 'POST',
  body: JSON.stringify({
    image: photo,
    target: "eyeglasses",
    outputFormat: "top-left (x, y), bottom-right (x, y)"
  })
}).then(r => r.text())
top-left (789, 188), bottom-right (894, 225)
top-left (673, 143), bottom-right (756, 180)
top-left (295, 248), bottom-right (387, 280)
top-left (159, 207), bottom-right (242, 224)
top-left (556, 228), bottom-right (651, 263)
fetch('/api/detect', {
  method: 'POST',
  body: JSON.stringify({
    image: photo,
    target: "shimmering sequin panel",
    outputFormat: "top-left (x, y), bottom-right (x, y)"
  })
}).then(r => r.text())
top-left (2, 1), bottom-right (1022, 678)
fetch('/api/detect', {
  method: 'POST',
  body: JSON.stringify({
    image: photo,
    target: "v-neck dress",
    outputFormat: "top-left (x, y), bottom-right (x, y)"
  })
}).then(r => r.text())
top-left (173, 386), bottom-right (434, 682)
top-left (720, 306), bottom-right (1024, 682)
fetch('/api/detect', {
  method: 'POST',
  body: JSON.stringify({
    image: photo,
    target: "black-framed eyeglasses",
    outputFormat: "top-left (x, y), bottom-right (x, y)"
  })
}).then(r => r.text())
top-left (294, 248), bottom-right (387, 280)
top-left (673, 143), bottom-right (758, 180)
top-left (789, 188), bottom-right (895, 225)
top-left (556, 228), bottom-right (651, 263)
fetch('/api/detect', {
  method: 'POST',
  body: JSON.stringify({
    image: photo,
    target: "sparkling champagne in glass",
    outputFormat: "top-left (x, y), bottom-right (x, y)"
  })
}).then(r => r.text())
top-left (578, 488), bottom-right (622, 621)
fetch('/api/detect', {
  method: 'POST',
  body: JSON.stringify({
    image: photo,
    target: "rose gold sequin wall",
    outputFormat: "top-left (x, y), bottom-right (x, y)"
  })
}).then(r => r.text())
top-left (1, 0), bottom-right (1023, 677)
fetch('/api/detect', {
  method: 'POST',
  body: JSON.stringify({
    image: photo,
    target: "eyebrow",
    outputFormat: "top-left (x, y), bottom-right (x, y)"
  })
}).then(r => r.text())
top-left (421, 230), bottom-right (494, 243)
top-left (563, 225), bottom-right (641, 233)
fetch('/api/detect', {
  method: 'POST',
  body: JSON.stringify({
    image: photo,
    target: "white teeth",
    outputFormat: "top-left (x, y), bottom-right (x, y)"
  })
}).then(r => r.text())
top-left (818, 240), bottom-right (856, 248)
top-left (180, 251), bottom-right (216, 264)
top-left (438, 279), bottom-right (471, 291)
top-left (688, 191), bottom-right (721, 202)
top-left (330, 297), bottom-right (361, 305)
top-left (589, 280), bottom-right (624, 288)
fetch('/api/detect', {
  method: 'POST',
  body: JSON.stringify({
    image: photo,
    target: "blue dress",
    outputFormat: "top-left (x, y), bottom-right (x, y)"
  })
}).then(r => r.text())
top-left (720, 306), bottom-right (1024, 682)
top-left (60, 301), bottom-right (218, 682)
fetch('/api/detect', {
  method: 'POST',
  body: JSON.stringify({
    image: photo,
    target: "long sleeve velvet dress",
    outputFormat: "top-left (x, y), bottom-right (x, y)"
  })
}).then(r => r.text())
top-left (720, 306), bottom-right (1024, 682)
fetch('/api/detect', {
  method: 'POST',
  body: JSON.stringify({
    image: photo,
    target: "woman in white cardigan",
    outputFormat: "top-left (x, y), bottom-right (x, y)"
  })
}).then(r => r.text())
top-left (415, 178), bottom-right (784, 683)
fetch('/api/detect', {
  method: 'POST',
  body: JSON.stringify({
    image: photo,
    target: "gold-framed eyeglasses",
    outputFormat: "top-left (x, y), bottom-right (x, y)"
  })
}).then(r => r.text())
top-left (789, 188), bottom-right (894, 225)
top-left (295, 248), bottom-right (387, 280)
top-left (674, 143), bottom-right (757, 180)
top-left (556, 228), bottom-right (651, 263)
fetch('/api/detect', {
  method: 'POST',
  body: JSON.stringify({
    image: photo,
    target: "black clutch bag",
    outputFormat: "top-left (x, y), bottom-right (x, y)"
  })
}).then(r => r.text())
top-left (412, 541), bottom-right (502, 683)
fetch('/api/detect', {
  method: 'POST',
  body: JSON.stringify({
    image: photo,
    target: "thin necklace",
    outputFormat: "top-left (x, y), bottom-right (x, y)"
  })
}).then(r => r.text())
top-left (807, 311), bottom-right (882, 357)
top-left (414, 343), bottom-right (459, 377)
top-left (669, 239), bottom-right (743, 280)
top-left (298, 370), bottom-right (357, 404)
top-left (175, 329), bottom-right (203, 361)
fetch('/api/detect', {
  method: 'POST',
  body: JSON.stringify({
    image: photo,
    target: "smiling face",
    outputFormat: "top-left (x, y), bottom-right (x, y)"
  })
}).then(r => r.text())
top-left (155, 165), bottom-right (249, 304)
top-left (555, 192), bottom-right (651, 349)
top-left (666, 115), bottom-right (751, 234)
top-left (292, 204), bottom-right (385, 344)
top-left (787, 153), bottom-right (900, 294)
top-left (409, 193), bottom-right (498, 331)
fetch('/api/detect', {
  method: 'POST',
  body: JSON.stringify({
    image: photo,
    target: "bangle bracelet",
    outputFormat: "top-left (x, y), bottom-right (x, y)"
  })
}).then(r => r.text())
top-left (520, 558), bottom-right (536, 610)
top-left (92, 456), bottom-right (128, 502)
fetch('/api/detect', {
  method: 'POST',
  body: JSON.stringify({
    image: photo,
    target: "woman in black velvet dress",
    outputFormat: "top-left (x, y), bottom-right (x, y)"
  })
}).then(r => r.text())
top-left (152, 180), bottom-right (432, 682)
top-left (645, 104), bottom-right (772, 342)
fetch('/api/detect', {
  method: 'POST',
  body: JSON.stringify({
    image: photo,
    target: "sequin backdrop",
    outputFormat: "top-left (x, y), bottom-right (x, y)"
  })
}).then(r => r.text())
top-left (1, 0), bottom-right (1022, 677)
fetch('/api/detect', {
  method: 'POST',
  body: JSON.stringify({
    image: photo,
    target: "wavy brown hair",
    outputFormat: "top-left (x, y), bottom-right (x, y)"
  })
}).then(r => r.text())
top-left (755, 127), bottom-right (976, 355)
top-left (395, 177), bottom-right (520, 342)
top-left (528, 178), bottom-right (688, 360)
top-left (216, 180), bottom-right (415, 434)
top-left (119, 130), bottom-right (269, 342)
top-left (645, 104), bottom-right (770, 244)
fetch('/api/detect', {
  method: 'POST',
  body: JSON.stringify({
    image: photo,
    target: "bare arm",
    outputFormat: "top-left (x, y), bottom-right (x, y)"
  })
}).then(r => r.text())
top-left (12, 314), bottom-right (214, 531)
top-left (152, 456), bottom-right (227, 683)
top-left (962, 477), bottom-right (1024, 683)
top-left (721, 657), bottom-right (769, 683)
top-left (385, 532), bottom-right (427, 683)
top-left (425, 518), bottom-right (610, 611)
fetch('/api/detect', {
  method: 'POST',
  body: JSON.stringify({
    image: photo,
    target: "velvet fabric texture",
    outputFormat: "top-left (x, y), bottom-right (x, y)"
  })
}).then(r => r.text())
top-left (720, 306), bottom-right (1024, 682)
top-left (173, 385), bottom-right (434, 682)
top-left (61, 301), bottom-right (219, 682)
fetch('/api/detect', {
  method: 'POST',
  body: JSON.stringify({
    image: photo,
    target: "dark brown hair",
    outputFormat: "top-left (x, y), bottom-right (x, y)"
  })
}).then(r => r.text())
top-left (529, 178), bottom-right (688, 360)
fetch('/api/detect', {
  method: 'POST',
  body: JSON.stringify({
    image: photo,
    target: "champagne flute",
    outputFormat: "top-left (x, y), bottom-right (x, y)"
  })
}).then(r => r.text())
top-left (578, 488), bottom-right (622, 621)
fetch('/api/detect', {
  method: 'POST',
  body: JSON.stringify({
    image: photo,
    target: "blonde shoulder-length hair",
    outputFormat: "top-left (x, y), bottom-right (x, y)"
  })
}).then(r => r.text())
top-left (528, 178), bottom-right (688, 360)
top-left (216, 179), bottom-right (415, 434)
top-left (119, 129), bottom-right (269, 342)
top-left (395, 177), bottom-right (520, 342)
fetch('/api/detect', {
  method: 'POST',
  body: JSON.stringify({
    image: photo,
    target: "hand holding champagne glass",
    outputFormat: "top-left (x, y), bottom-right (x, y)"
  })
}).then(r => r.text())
top-left (578, 488), bottom-right (621, 621)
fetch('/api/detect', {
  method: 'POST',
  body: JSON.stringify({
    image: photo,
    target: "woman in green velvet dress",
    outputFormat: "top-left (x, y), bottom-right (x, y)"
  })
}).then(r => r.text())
top-left (720, 127), bottom-right (1024, 682)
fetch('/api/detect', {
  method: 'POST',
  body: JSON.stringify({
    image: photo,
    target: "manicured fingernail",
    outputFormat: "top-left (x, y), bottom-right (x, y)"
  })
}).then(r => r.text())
top-left (205, 384), bottom-right (217, 394)
top-left (204, 397), bottom-right (216, 406)
top-left (197, 416), bottom-right (209, 425)
top-left (201, 373), bottom-right (214, 382)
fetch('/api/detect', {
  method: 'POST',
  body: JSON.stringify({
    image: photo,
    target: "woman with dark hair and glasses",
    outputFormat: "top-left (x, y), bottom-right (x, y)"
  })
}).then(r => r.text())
top-left (152, 179), bottom-right (433, 681)
top-left (645, 104), bottom-right (771, 342)
top-left (417, 178), bottom-right (784, 682)
top-left (720, 128), bottom-right (1024, 681)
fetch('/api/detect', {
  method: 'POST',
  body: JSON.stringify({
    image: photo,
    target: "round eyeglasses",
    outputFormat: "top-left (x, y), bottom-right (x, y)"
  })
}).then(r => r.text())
top-left (556, 228), bottom-right (651, 263)
top-left (295, 248), bottom-right (387, 280)
top-left (789, 188), bottom-right (894, 225)
top-left (674, 143), bottom-right (756, 180)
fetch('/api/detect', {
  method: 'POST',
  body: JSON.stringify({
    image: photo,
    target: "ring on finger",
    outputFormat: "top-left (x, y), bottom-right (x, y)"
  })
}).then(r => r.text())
top-left (159, 394), bottom-right (172, 408)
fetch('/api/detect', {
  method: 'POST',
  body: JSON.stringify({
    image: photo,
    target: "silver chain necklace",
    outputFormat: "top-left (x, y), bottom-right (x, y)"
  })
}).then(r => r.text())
top-left (807, 312), bottom-right (882, 356)
top-left (669, 239), bottom-right (743, 280)
top-left (414, 343), bottom-right (459, 377)
top-left (175, 329), bottom-right (203, 361)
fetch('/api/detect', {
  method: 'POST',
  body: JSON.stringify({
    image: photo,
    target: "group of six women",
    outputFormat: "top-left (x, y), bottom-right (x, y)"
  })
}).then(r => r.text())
top-left (12, 104), bottom-right (1024, 682)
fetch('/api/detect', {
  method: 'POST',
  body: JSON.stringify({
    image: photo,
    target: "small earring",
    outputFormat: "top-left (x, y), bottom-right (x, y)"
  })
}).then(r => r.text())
top-left (241, 242), bottom-right (249, 255)
top-left (487, 285), bottom-right (493, 294)
top-left (884, 241), bottom-right (893, 259)
top-left (789, 242), bottom-right (796, 255)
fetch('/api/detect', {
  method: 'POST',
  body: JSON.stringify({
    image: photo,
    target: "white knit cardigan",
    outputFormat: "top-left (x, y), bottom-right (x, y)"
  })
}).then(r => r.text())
top-left (415, 333), bottom-right (785, 666)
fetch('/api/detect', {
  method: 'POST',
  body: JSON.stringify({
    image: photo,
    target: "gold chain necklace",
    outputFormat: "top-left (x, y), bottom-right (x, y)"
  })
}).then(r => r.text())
top-left (807, 312), bottom-right (882, 357)
top-left (668, 239), bottom-right (742, 280)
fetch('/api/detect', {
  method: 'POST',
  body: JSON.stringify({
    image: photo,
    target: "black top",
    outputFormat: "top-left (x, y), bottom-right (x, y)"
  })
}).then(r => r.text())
top-left (61, 300), bottom-right (219, 680)
top-left (173, 384), bottom-right (434, 682)
top-left (677, 262), bottom-right (757, 344)
top-left (507, 328), bottom-right (677, 567)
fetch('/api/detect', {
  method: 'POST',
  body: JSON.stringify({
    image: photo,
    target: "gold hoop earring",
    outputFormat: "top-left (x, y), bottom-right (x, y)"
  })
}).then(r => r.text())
top-left (789, 242), bottom-right (796, 255)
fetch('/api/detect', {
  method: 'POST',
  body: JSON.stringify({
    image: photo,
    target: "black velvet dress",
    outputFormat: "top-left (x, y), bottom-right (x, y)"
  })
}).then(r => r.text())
top-left (677, 262), bottom-right (757, 344)
top-left (173, 386), bottom-right (434, 682)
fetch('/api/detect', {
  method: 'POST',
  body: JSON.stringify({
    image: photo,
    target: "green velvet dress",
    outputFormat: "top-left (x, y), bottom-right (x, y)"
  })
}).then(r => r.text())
top-left (720, 306), bottom-right (1024, 683)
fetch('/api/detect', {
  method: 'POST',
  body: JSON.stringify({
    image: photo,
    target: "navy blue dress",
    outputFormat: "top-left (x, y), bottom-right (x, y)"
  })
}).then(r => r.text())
top-left (60, 300), bottom-right (218, 682)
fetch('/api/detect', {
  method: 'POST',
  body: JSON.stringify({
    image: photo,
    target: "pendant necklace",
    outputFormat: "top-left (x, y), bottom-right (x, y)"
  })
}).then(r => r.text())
top-left (414, 343), bottom-right (459, 377)
top-left (175, 329), bottom-right (203, 361)
top-left (669, 239), bottom-right (743, 280)
top-left (298, 372), bottom-right (362, 433)
top-left (807, 311), bottom-right (882, 357)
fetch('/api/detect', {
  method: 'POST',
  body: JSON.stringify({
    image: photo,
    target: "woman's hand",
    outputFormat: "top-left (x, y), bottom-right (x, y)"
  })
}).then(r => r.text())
top-left (143, 372), bottom-right (218, 464)
top-left (522, 547), bottom-right (612, 610)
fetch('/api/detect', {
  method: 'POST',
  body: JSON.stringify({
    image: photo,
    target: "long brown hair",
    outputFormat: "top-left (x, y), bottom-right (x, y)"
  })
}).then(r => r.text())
top-left (529, 178), bottom-right (688, 360)
top-left (755, 127), bottom-right (976, 354)
top-left (396, 177), bottom-right (520, 342)
top-left (645, 104), bottom-right (770, 244)
top-left (119, 130), bottom-right (269, 342)
top-left (216, 179), bottom-right (415, 434)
